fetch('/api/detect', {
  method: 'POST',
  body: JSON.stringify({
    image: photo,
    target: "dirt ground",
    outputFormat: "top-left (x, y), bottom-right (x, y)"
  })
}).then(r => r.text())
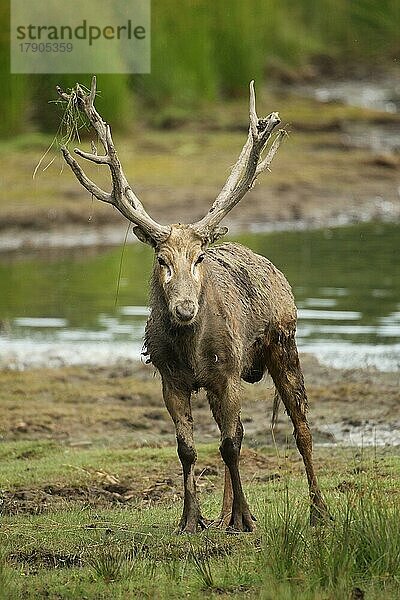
top-left (0, 353), bottom-right (398, 517)
top-left (1, 353), bottom-right (398, 449)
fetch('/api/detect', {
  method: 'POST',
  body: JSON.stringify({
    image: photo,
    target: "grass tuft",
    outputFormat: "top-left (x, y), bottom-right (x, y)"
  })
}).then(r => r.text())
top-left (189, 539), bottom-right (216, 589)
top-left (86, 541), bottom-right (134, 584)
top-left (263, 483), bottom-right (308, 580)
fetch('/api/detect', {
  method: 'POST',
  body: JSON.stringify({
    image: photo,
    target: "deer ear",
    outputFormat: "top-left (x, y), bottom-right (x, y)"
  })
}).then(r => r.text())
top-left (132, 226), bottom-right (157, 248)
top-left (209, 226), bottom-right (228, 243)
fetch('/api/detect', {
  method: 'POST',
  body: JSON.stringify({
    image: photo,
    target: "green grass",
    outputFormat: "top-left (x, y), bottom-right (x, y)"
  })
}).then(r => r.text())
top-left (0, 441), bottom-right (220, 489)
top-left (1, 440), bottom-right (399, 599)
top-left (1, 0), bottom-right (399, 136)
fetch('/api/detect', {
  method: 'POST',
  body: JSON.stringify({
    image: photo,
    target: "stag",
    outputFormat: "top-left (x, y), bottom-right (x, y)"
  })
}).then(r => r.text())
top-left (58, 76), bottom-right (329, 532)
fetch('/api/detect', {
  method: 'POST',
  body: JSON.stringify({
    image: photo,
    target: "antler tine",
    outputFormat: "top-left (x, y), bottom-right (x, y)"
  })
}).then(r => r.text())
top-left (60, 146), bottom-right (110, 202)
top-left (193, 81), bottom-right (283, 240)
top-left (249, 79), bottom-right (259, 138)
top-left (58, 78), bottom-right (170, 244)
top-left (256, 128), bottom-right (287, 176)
top-left (88, 74), bottom-right (97, 106)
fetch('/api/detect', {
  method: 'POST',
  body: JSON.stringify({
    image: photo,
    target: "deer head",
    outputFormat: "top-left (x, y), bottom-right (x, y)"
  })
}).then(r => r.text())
top-left (58, 77), bottom-right (285, 325)
top-left (152, 224), bottom-right (205, 324)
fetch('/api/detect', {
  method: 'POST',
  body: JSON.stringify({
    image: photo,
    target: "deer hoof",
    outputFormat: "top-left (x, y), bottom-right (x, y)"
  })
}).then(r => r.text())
top-left (178, 514), bottom-right (209, 534)
top-left (212, 511), bottom-right (257, 531)
top-left (227, 509), bottom-right (257, 533)
top-left (309, 503), bottom-right (333, 526)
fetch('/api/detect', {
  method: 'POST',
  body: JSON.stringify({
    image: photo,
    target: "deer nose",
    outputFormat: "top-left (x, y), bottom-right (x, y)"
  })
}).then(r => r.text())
top-left (175, 300), bottom-right (197, 322)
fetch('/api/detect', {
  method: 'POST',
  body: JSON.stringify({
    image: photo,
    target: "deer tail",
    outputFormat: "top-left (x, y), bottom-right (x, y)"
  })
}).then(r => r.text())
top-left (271, 388), bottom-right (281, 429)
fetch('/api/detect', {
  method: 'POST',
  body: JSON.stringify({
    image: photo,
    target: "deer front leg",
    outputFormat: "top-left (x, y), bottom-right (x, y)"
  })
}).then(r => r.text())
top-left (208, 386), bottom-right (256, 532)
top-left (162, 378), bottom-right (207, 533)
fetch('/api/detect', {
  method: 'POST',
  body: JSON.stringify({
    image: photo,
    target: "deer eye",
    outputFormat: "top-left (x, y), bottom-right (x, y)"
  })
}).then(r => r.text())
top-left (157, 257), bottom-right (168, 267)
top-left (195, 254), bottom-right (205, 265)
top-left (157, 256), bottom-right (173, 281)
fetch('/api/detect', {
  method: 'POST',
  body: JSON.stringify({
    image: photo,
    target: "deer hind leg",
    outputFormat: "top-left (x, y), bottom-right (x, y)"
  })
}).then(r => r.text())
top-left (208, 386), bottom-right (256, 532)
top-left (162, 379), bottom-right (207, 533)
top-left (266, 336), bottom-right (330, 524)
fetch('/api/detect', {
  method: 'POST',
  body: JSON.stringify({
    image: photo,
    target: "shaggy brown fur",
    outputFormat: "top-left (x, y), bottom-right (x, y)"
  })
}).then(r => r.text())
top-left (144, 225), bottom-right (329, 532)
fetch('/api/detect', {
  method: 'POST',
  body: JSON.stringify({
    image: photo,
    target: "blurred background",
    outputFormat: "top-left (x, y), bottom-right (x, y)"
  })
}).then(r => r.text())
top-left (1, 0), bottom-right (400, 135)
top-left (0, 0), bottom-right (399, 372)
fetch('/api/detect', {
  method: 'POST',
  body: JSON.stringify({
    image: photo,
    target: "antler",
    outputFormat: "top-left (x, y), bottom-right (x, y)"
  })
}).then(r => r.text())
top-left (58, 76), bottom-right (171, 244)
top-left (193, 81), bottom-right (286, 240)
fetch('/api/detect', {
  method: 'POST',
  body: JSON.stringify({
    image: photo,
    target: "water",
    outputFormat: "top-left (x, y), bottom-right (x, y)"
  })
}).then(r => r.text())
top-left (0, 222), bottom-right (399, 371)
top-left (292, 78), bottom-right (400, 153)
top-left (295, 80), bottom-right (400, 114)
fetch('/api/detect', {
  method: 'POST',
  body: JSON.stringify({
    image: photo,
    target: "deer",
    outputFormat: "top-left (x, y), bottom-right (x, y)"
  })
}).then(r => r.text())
top-left (57, 76), bottom-right (329, 533)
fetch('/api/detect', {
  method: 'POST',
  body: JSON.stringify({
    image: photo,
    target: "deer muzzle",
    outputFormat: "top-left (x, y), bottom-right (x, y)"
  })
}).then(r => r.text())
top-left (173, 299), bottom-right (198, 324)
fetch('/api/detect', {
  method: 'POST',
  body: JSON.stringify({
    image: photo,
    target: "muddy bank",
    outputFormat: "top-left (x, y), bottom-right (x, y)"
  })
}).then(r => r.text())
top-left (0, 354), bottom-right (398, 449)
top-left (1, 193), bottom-right (399, 253)
top-left (1, 145), bottom-right (400, 252)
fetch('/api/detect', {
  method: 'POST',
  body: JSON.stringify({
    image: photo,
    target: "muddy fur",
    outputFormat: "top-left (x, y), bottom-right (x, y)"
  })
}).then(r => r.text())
top-left (145, 240), bottom-right (297, 395)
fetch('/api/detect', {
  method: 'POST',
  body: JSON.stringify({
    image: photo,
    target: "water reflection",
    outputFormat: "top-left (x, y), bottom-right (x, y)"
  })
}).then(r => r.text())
top-left (0, 222), bottom-right (399, 371)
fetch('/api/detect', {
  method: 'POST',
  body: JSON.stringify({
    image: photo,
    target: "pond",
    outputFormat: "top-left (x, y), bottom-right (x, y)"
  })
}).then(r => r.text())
top-left (294, 79), bottom-right (400, 114)
top-left (0, 222), bottom-right (399, 371)
top-left (290, 78), bottom-right (400, 153)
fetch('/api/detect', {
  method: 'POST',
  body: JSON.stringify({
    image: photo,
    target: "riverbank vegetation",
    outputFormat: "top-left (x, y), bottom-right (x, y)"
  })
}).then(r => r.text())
top-left (1, 0), bottom-right (399, 136)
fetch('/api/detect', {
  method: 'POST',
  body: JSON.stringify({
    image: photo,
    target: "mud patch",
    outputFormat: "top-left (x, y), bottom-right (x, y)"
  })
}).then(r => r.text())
top-left (9, 549), bottom-right (83, 570)
top-left (0, 477), bottom-right (183, 516)
top-left (0, 449), bottom-right (290, 516)
top-left (317, 419), bottom-right (400, 447)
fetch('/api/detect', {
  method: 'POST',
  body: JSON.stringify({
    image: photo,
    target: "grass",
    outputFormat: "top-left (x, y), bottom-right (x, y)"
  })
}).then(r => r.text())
top-left (0, 441), bottom-right (399, 599)
top-left (0, 362), bottom-right (399, 598)
top-left (2, 1), bottom-right (399, 135)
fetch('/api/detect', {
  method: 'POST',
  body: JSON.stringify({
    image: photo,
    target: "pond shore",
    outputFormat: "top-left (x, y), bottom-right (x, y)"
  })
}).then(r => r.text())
top-left (1, 195), bottom-right (400, 252)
